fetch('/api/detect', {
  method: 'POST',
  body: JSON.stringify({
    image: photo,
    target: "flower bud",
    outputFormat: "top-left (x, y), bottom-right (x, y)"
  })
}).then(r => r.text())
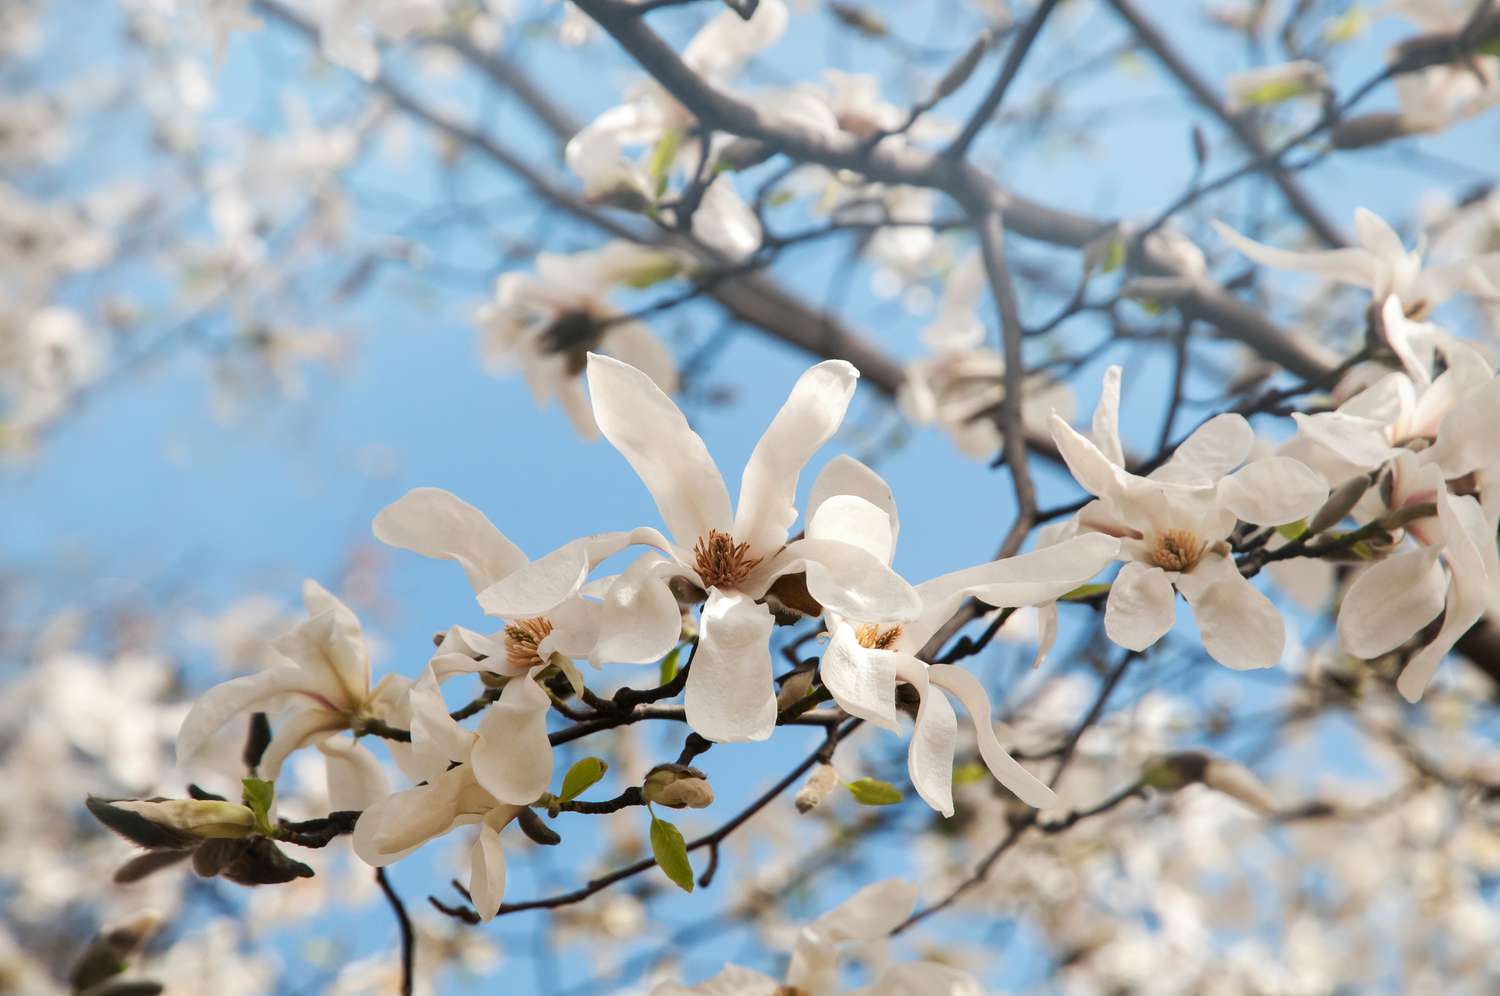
top-left (1141, 751), bottom-right (1276, 814)
top-left (795, 763), bottom-right (840, 814)
top-left (517, 808), bottom-right (562, 846)
top-left (775, 666), bottom-right (815, 711)
top-left (1331, 112), bottom-right (1427, 150)
top-left (1307, 474), bottom-right (1371, 535)
top-left (642, 764), bottom-right (714, 810)
top-left (68, 910), bottom-right (162, 991)
top-left (112, 799), bottom-right (259, 840)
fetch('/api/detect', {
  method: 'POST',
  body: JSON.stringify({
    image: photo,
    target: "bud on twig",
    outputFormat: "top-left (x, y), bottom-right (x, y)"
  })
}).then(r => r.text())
top-left (517, 808), bottom-right (562, 846)
top-left (795, 763), bottom-right (840, 814)
top-left (1142, 751), bottom-right (1276, 814)
top-left (642, 764), bottom-right (714, 810)
top-left (930, 31), bottom-right (992, 104)
top-left (1307, 474), bottom-right (1372, 535)
top-left (1331, 112), bottom-right (1428, 150)
top-left (68, 910), bottom-right (162, 993)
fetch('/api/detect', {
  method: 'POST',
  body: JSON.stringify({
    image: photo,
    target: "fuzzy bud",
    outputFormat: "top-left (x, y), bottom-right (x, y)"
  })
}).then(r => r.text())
top-left (642, 764), bottom-right (714, 810)
top-left (1331, 112), bottom-right (1427, 150)
top-left (1307, 474), bottom-right (1371, 535)
top-left (795, 763), bottom-right (840, 814)
top-left (517, 808), bottom-right (562, 846)
top-left (68, 910), bottom-right (163, 991)
top-left (1141, 751), bottom-right (1276, 814)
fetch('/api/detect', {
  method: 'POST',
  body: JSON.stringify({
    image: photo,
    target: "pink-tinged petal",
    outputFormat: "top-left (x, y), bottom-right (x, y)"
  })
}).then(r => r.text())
top-left (808, 454), bottom-right (899, 554)
top-left (317, 738), bottom-right (391, 812)
top-left (1104, 562), bottom-right (1177, 651)
top-left (469, 817), bottom-right (509, 922)
top-left (894, 657), bottom-right (954, 816)
top-left (589, 558), bottom-right (682, 665)
top-left (732, 360), bottom-right (859, 556)
top-left (1175, 555), bottom-right (1285, 670)
top-left (176, 667), bottom-right (323, 769)
top-left (819, 623), bottom-right (901, 733)
top-left (928, 664), bottom-right (1058, 809)
top-left (1338, 547), bottom-right (1446, 658)
top-left (372, 488), bottom-right (529, 593)
top-left (1430, 376), bottom-right (1500, 478)
top-left (1219, 456), bottom-right (1329, 526)
top-left (1050, 414), bottom-right (1129, 499)
top-left (1397, 492), bottom-right (1498, 702)
top-left (1092, 365), bottom-right (1126, 467)
top-left (1212, 219), bottom-right (1380, 288)
top-left (1151, 414), bottom-right (1253, 486)
top-left (684, 590), bottom-right (777, 743)
top-left (587, 352), bottom-right (731, 543)
top-left (259, 707), bottom-right (347, 780)
top-left (910, 533), bottom-right (1121, 648)
top-left (600, 318), bottom-right (678, 395)
top-left (477, 527), bottom-right (672, 619)
top-left (472, 672), bottom-right (553, 805)
top-left (761, 538), bottom-right (921, 624)
top-left (807, 494), bottom-right (895, 566)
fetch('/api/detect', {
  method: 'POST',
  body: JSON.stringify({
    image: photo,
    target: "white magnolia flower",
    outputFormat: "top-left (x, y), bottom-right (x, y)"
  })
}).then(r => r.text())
top-left (177, 580), bottom-right (410, 781)
top-left (1051, 367), bottom-right (1328, 669)
top-left (811, 456), bottom-right (1118, 813)
top-left (1385, 0), bottom-right (1500, 129)
top-left (653, 879), bottom-right (984, 996)
top-left (1213, 207), bottom-right (1500, 317)
top-left (475, 242), bottom-right (682, 437)
top-left (479, 354), bottom-right (921, 743)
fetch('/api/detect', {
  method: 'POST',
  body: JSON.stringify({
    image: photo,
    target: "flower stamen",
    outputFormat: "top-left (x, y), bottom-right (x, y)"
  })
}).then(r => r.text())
top-left (504, 617), bottom-right (554, 671)
top-left (855, 623), bottom-right (903, 650)
top-left (1148, 528), bottom-right (1206, 572)
top-left (692, 530), bottom-right (761, 590)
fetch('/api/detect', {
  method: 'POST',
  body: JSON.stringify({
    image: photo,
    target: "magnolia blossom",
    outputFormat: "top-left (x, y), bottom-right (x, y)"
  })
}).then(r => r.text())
top-left (177, 580), bottom-right (410, 781)
top-left (654, 879), bottom-right (984, 996)
top-left (812, 456), bottom-right (1119, 813)
top-left (475, 242), bottom-right (682, 437)
top-left (1051, 367), bottom-right (1328, 668)
top-left (1385, 0), bottom-right (1500, 129)
top-left (480, 354), bottom-right (921, 743)
top-left (1213, 207), bottom-right (1500, 317)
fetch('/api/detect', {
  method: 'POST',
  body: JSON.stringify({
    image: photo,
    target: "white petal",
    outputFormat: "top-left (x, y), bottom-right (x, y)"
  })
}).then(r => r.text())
top-left (176, 667), bottom-right (321, 769)
top-left (372, 488), bottom-right (529, 593)
top-left (733, 360), bottom-right (859, 556)
top-left (1430, 376), bottom-right (1500, 478)
top-left (928, 664), bottom-right (1058, 809)
top-left (1218, 456), bottom-right (1329, 526)
top-left (591, 558), bottom-right (683, 665)
top-left (1398, 492), bottom-right (1497, 701)
top-left (353, 769), bottom-right (466, 865)
top-left (819, 623), bottom-right (901, 733)
top-left (808, 878), bottom-right (920, 943)
top-left (1353, 206), bottom-right (1408, 265)
top-left (1212, 219), bottom-right (1380, 288)
top-left (763, 537), bottom-right (921, 623)
top-left (1032, 601), bottom-right (1059, 669)
top-left (1338, 547), bottom-right (1446, 658)
top-left (808, 454), bottom-right (899, 554)
top-left (318, 738), bottom-right (391, 812)
top-left (259, 707), bottom-right (348, 779)
top-left (1291, 411), bottom-right (1399, 471)
top-left (906, 674), bottom-right (958, 818)
top-left (682, 0), bottom-right (787, 77)
top-left (1176, 556), bottom-right (1285, 669)
top-left (807, 494), bottom-right (894, 566)
top-left (1050, 414), bottom-right (1128, 499)
top-left (409, 667), bottom-right (477, 780)
top-left (587, 352), bottom-right (731, 543)
top-left (272, 600), bottom-right (369, 711)
top-left (537, 597), bottom-right (604, 663)
top-left (1092, 365), bottom-right (1126, 467)
top-left (1151, 413), bottom-right (1252, 486)
top-left (472, 673), bottom-right (553, 805)
top-left (691, 177), bottom-right (762, 261)
top-left (477, 527), bottom-right (671, 619)
top-left (656, 965), bottom-right (781, 996)
top-left (600, 319), bottom-right (678, 395)
top-left (1104, 562), bottom-right (1177, 651)
top-left (469, 818), bottom-right (508, 922)
top-left (684, 590), bottom-right (777, 743)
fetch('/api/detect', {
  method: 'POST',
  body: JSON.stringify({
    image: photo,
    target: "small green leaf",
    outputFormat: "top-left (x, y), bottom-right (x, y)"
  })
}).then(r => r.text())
top-left (1276, 519), bottom-right (1308, 541)
top-left (560, 757), bottom-right (609, 802)
top-left (846, 778), bottom-right (903, 806)
top-left (1061, 582), bottom-right (1111, 602)
top-left (658, 645), bottom-right (681, 686)
top-left (648, 128), bottom-right (684, 199)
top-left (649, 815), bottom-right (694, 892)
top-left (1101, 238), bottom-right (1127, 274)
top-left (621, 257), bottom-right (683, 290)
top-left (952, 761), bottom-right (988, 787)
top-left (242, 778), bottom-right (275, 835)
top-left (1237, 78), bottom-right (1318, 106)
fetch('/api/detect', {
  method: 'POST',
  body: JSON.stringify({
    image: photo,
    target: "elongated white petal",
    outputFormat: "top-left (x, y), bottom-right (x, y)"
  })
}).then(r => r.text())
top-left (469, 818), bottom-right (508, 922)
top-left (1430, 376), bottom-right (1500, 478)
top-left (1104, 562), bottom-right (1177, 651)
top-left (477, 527), bottom-right (672, 619)
top-left (808, 454), bottom-right (899, 554)
top-left (1151, 413), bottom-right (1253, 486)
top-left (820, 623), bottom-right (901, 732)
top-left (928, 664), bottom-right (1058, 809)
top-left (353, 769), bottom-right (466, 865)
top-left (684, 590), bottom-right (777, 742)
top-left (691, 177), bottom-right (762, 261)
top-left (765, 538), bottom-right (921, 623)
top-left (587, 352), bottom-right (731, 543)
top-left (1212, 219), bottom-right (1380, 288)
top-left (733, 360), bottom-right (859, 555)
top-left (1338, 546), bottom-right (1446, 658)
top-left (1092, 365), bottom-right (1125, 467)
top-left (272, 601), bottom-right (369, 711)
top-left (1291, 411), bottom-right (1399, 471)
top-left (808, 878), bottom-right (920, 942)
top-left (682, 0), bottom-right (787, 78)
top-left (907, 677), bottom-right (958, 817)
top-left (318, 738), bottom-right (391, 812)
top-left (600, 319), bottom-right (678, 395)
top-left (373, 488), bottom-right (529, 592)
top-left (409, 668), bottom-right (476, 781)
top-left (1176, 556), bottom-right (1284, 669)
top-left (1218, 456), bottom-right (1329, 526)
top-left (1032, 601), bottom-right (1060, 669)
top-left (590, 558), bottom-right (684, 665)
top-left (472, 673), bottom-right (553, 806)
top-left (807, 494), bottom-right (894, 566)
top-left (1353, 206), bottom-right (1408, 263)
top-left (260, 707), bottom-right (347, 780)
top-left (176, 667), bottom-right (322, 769)
top-left (1050, 414), bottom-right (1129, 499)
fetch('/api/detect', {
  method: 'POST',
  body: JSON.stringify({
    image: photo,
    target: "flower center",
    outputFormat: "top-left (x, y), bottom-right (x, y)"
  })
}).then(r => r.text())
top-left (855, 623), bottom-right (903, 650)
top-left (503, 617), bottom-right (554, 670)
top-left (692, 530), bottom-right (761, 590)
top-left (1148, 528), bottom-right (1206, 572)
top-left (539, 309), bottom-right (599, 374)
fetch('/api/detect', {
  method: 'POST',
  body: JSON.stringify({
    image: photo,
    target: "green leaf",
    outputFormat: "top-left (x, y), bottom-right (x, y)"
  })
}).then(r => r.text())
top-left (845, 778), bottom-right (903, 806)
top-left (1237, 78), bottom-right (1318, 106)
top-left (242, 778), bottom-right (275, 835)
top-left (951, 761), bottom-right (988, 787)
top-left (1060, 582), bottom-right (1111, 602)
top-left (1276, 519), bottom-right (1308, 541)
top-left (621, 257), bottom-right (683, 290)
top-left (649, 815), bottom-right (694, 892)
top-left (1101, 238), bottom-right (1127, 274)
top-left (647, 128), bottom-right (684, 199)
top-left (658, 645), bottom-right (681, 686)
top-left (559, 757), bottom-right (609, 802)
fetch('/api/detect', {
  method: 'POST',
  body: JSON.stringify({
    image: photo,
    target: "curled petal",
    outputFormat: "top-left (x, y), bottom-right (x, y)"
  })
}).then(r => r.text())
top-left (820, 623), bottom-right (901, 733)
top-left (176, 667), bottom-right (323, 770)
top-left (590, 558), bottom-right (683, 665)
top-left (1338, 547), bottom-right (1446, 658)
top-left (372, 488), bottom-right (529, 593)
top-left (1050, 414), bottom-right (1129, 499)
top-left (1092, 365), bottom-right (1125, 467)
top-left (469, 816), bottom-right (509, 923)
top-left (807, 494), bottom-right (895, 566)
top-left (928, 664), bottom-right (1058, 809)
top-left (684, 590), bottom-right (777, 743)
top-left (272, 597), bottom-right (369, 711)
top-left (477, 527), bottom-right (671, 619)
top-left (762, 538), bottom-right (921, 624)
top-left (353, 769), bottom-right (467, 866)
top-left (259, 707), bottom-right (347, 780)
top-left (1212, 219), bottom-right (1380, 288)
top-left (808, 454), bottom-right (898, 553)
